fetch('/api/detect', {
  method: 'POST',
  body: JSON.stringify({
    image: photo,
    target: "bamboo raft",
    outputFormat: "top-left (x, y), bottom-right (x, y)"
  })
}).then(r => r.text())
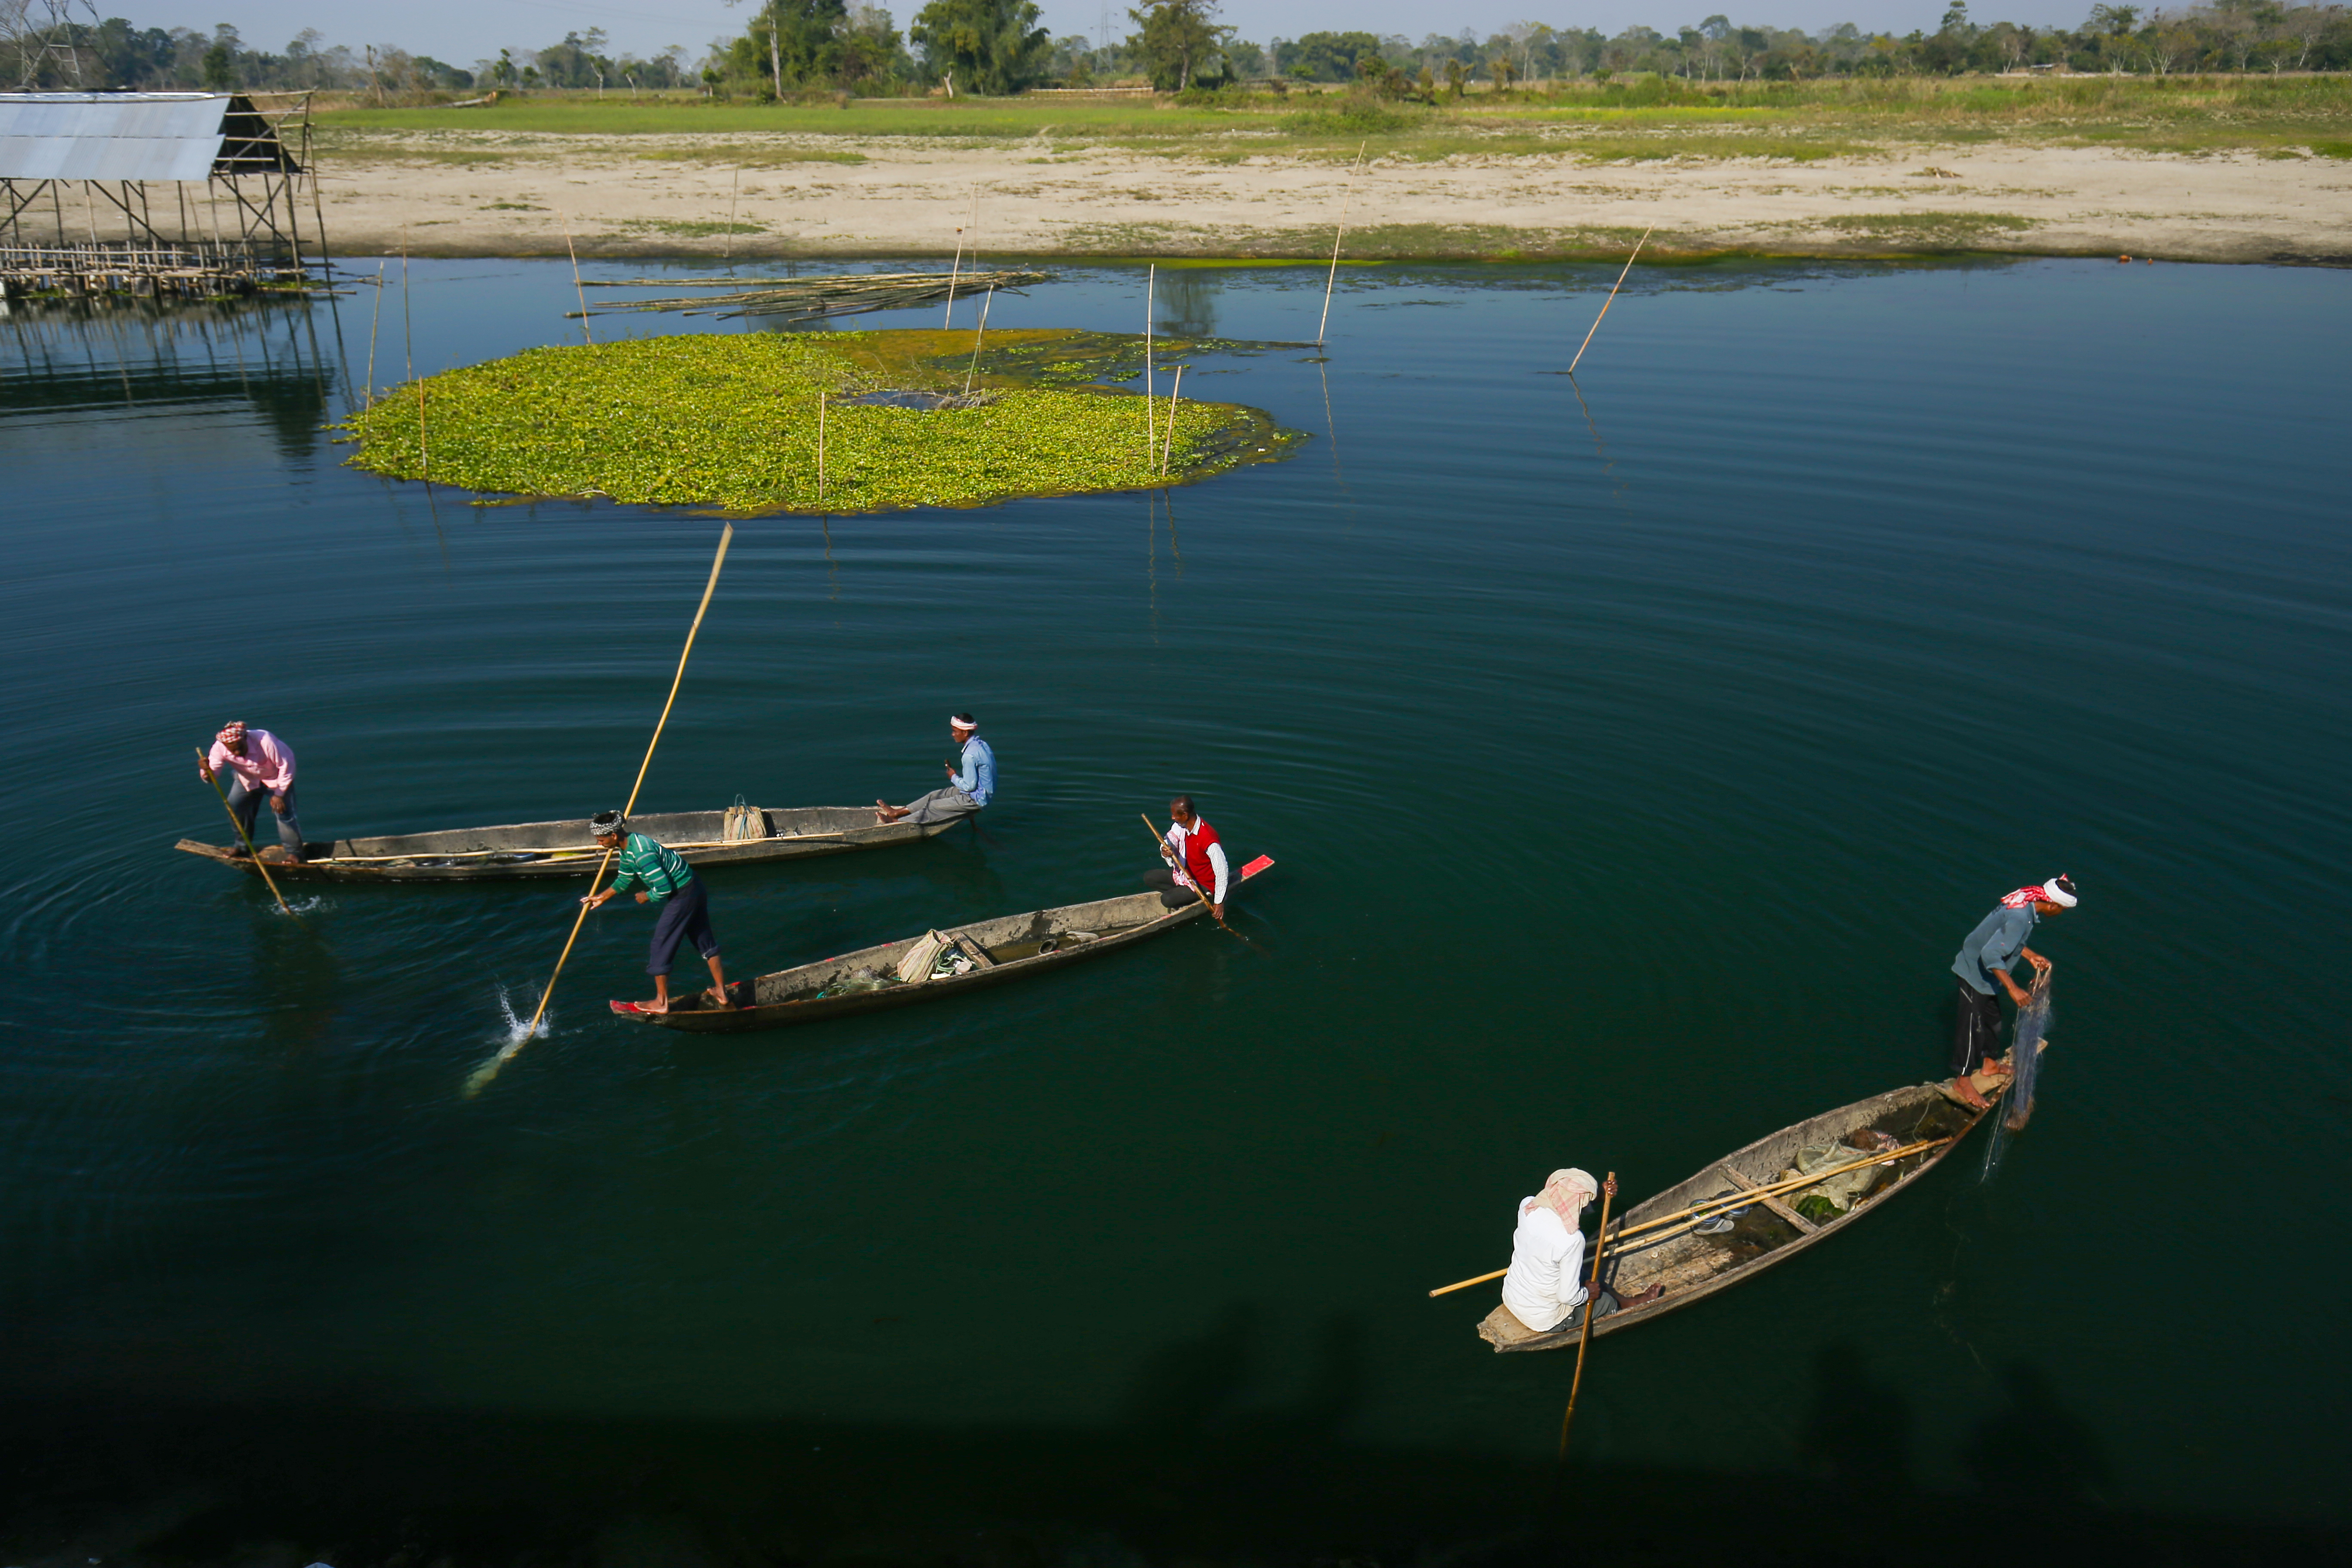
top-left (174, 805), bottom-right (956, 883)
top-left (611, 855), bottom-right (1273, 1032)
top-left (566, 268), bottom-right (1050, 323)
top-left (1473, 1067), bottom-right (2009, 1349)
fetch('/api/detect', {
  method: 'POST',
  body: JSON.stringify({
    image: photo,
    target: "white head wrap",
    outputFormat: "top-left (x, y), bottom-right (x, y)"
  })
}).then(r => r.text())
top-left (1528, 1167), bottom-right (1599, 1227)
top-left (949, 715), bottom-right (977, 731)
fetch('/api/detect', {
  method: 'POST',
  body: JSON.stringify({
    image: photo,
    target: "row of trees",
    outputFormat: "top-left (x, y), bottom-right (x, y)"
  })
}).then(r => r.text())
top-left (1265, 3), bottom-right (2350, 85)
top-left (7, 0), bottom-right (2347, 98)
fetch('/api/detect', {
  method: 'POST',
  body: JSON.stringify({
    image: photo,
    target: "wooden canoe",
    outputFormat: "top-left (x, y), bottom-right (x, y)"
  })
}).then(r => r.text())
top-left (610, 855), bottom-right (1273, 1032)
top-left (173, 805), bottom-right (956, 883)
top-left (1475, 1069), bottom-right (2006, 1351)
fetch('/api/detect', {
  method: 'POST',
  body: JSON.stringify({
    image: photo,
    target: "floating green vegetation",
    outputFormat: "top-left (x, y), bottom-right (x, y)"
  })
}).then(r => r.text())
top-left (339, 328), bottom-right (1302, 513)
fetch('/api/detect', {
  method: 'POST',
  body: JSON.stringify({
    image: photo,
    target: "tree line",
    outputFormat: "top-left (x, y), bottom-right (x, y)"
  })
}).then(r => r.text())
top-left (6, 0), bottom-right (2346, 99)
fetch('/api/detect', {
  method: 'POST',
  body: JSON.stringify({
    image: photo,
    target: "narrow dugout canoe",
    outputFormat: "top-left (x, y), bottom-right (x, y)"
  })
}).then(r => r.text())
top-left (1475, 1069), bottom-right (2007, 1350)
top-left (611, 855), bottom-right (1274, 1032)
top-left (173, 805), bottom-right (956, 883)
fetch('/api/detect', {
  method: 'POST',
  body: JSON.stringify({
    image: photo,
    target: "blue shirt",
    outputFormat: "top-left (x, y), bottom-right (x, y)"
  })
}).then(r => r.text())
top-left (1952, 902), bottom-right (2036, 995)
top-left (952, 735), bottom-right (996, 807)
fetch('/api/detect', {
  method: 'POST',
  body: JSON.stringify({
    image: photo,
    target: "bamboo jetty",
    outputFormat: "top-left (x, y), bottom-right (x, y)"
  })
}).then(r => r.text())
top-left (564, 268), bottom-right (1050, 324)
top-left (0, 240), bottom-right (321, 305)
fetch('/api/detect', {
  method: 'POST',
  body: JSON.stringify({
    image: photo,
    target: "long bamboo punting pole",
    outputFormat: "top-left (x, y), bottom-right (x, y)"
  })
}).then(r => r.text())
top-left (817, 390), bottom-right (827, 502)
top-left (362, 258), bottom-right (385, 408)
top-left (1567, 225), bottom-right (1654, 377)
top-left (1559, 1173), bottom-right (1615, 1460)
top-left (312, 831), bottom-right (847, 866)
top-left (197, 749), bottom-right (298, 921)
top-left (1143, 263), bottom-right (1157, 465)
top-left (465, 524), bottom-right (736, 1098)
top-left (1316, 140), bottom-right (1367, 348)
top-left (1424, 1135), bottom-right (1954, 1298)
top-left (1139, 812), bottom-right (1256, 950)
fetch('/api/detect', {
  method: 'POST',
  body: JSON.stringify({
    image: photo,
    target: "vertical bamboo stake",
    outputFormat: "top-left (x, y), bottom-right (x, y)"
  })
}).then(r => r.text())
top-left (363, 258), bottom-right (385, 408)
top-left (1316, 140), bottom-right (1366, 348)
top-left (1144, 263), bottom-right (1157, 465)
top-left (1559, 1171), bottom-right (1617, 1460)
top-left (562, 211), bottom-right (593, 346)
top-left (1161, 364), bottom-right (1183, 474)
top-left (942, 226), bottom-right (964, 328)
top-left (962, 285), bottom-right (995, 396)
top-left (817, 390), bottom-right (827, 502)
top-left (466, 524), bottom-right (737, 1099)
top-left (1568, 226), bottom-right (1653, 377)
top-left (401, 230), bottom-right (429, 478)
top-left (723, 165), bottom-right (740, 263)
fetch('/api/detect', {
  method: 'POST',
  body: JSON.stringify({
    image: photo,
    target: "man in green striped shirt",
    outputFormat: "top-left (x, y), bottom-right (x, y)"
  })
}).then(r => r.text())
top-left (581, 811), bottom-right (728, 1014)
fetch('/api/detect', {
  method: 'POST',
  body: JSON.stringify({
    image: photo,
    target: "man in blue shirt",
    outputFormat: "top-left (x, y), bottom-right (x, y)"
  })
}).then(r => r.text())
top-left (876, 713), bottom-right (995, 827)
top-left (1949, 874), bottom-right (2078, 1108)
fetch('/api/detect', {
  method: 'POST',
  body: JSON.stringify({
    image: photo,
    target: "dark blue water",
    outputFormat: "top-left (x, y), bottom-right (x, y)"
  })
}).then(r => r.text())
top-left (3, 257), bottom-right (2347, 1562)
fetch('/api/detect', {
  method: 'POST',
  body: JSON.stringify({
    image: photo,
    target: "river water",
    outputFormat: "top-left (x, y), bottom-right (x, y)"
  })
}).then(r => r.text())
top-left (3, 257), bottom-right (2346, 1563)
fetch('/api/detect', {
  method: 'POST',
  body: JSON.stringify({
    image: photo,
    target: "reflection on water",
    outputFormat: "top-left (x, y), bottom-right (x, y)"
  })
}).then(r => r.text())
top-left (1153, 269), bottom-right (1221, 340)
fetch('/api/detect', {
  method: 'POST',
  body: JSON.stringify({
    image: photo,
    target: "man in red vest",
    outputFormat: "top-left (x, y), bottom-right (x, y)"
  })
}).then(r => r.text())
top-left (1146, 794), bottom-right (1228, 919)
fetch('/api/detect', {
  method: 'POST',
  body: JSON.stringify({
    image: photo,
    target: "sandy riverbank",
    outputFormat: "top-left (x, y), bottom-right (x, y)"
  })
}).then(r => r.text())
top-left (303, 132), bottom-right (2352, 265)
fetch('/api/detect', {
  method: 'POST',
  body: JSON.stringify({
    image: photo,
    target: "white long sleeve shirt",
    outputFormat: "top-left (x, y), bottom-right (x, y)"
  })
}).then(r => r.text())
top-left (1500, 1198), bottom-right (1589, 1332)
top-left (1163, 818), bottom-right (1230, 904)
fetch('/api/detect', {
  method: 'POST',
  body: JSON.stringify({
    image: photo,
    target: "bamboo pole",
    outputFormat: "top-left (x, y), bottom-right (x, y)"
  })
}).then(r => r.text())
top-left (310, 830), bottom-right (848, 865)
top-left (400, 230), bottom-right (429, 478)
top-left (817, 389), bottom-right (827, 502)
top-left (1160, 364), bottom-right (1183, 475)
top-left (1567, 225), bottom-right (1653, 377)
top-left (197, 749), bottom-right (299, 921)
top-left (1144, 263), bottom-right (1156, 464)
top-left (962, 284), bottom-right (995, 397)
top-left (723, 165), bottom-right (739, 263)
top-left (562, 211), bottom-right (592, 346)
top-left (465, 524), bottom-right (736, 1098)
top-left (1424, 1136), bottom-right (1954, 1298)
top-left (941, 225), bottom-right (964, 328)
top-left (1316, 141), bottom-right (1366, 348)
top-left (362, 258), bottom-right (384, 407)
top-left (1560, 1172), bottom-right (1615, 1460)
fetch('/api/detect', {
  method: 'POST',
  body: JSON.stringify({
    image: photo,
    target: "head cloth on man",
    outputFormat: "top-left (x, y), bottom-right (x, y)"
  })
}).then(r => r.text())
top-left (591, 811), bottom-right (627, 839)
top-left (2001, 874), bottom-right (2079, 910)
top-left (217, 721), bottom-right (247, 745)
top-left (1532, 1167), bottom-right (1599, 1227)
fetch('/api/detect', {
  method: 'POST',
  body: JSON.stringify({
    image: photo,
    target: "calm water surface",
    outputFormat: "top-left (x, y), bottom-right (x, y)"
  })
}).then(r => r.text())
top-left (3, 256), bottom-right (2347, 1560)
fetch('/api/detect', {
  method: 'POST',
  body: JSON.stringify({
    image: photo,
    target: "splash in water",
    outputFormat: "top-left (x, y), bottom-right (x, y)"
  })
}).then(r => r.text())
top-left (492, 984), bottom-right (551, 1047)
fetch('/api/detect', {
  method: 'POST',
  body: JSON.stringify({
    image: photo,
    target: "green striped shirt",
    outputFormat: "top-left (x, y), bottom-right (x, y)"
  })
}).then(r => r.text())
top-left (609, 833), bottom-right (694, 904)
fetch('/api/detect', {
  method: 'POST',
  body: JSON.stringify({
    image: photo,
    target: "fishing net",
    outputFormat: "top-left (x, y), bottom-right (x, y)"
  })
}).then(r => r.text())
top-left (2004, 970), bottom-right (2052, 1132)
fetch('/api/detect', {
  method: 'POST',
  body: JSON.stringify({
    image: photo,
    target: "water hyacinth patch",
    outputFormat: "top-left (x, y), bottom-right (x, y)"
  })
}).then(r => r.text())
top-left (338, 328), bottom-right (1300, 512)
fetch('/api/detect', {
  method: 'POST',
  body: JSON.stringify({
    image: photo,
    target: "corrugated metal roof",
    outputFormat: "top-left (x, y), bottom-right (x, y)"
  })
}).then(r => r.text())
top-left (0, 92), bottom-right (294, 182)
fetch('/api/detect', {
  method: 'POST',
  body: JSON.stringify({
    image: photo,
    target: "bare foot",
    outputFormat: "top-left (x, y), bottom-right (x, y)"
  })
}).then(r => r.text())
top-left (702, 987), bottom-right (731, 1009)
top-left (1951, 1078), bottom-right (1992, 1111)
top-left (637, 997), bottom-right (669, 1015)
top-left (1623, 1284), bottom-right (1666, 1307)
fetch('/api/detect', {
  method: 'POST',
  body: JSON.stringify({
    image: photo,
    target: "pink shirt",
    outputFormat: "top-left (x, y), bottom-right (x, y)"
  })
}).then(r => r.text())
top-left (208, 728), bottom-right (296, 793)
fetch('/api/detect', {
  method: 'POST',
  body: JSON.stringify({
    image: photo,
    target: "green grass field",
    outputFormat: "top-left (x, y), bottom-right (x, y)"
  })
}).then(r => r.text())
top-left (315, 75), bottom-right (2352, 160)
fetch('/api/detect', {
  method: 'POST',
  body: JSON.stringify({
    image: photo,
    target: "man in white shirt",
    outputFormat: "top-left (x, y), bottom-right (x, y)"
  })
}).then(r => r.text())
top-left (1500, 1168), bottom-right (1663, 1334)
top-left (1145, 794), bottom-right (1229, 916)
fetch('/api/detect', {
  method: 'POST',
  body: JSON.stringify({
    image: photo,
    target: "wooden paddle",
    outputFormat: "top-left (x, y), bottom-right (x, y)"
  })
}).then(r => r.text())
top-left (1426, 1135), bottom-right (1954, 1298)
top-left (465, 523), bottom-right (735, 1098)
top-left (1139, 812), bottom-right (1257, 950)
top-left (197, 749), bottom-right (299, 922)
top-left (1559, 1171), bottom-right (1615, 1460)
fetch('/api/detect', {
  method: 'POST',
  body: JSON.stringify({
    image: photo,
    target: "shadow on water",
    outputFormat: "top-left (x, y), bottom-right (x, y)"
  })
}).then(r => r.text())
top-left (0, 1329), bottom-right (2328, 1568)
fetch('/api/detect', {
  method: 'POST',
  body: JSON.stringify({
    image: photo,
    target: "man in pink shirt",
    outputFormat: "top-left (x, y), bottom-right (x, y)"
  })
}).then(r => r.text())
top-left (199, 720), bottom-right (305, 863)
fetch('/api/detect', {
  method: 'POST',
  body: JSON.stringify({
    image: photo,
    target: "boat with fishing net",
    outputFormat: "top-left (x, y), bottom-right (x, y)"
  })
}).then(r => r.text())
top-left (611, 855), bottom-right (1274, 1032)
top-left (173, 804), bottom-right (956, 883)
top-left (1474, 1067), bottom-right (2010, 1350)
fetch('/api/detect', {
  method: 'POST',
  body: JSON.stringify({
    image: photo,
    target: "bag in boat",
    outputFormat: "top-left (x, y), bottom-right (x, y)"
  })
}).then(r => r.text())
top-left (721, 796), bottom-right (764, 843)
top-left (896, 931), bottom-right (949, 985)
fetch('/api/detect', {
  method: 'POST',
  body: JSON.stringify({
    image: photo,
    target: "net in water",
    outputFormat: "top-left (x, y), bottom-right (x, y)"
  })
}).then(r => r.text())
top-left (2005, 970), bottom-right (2051, 1132)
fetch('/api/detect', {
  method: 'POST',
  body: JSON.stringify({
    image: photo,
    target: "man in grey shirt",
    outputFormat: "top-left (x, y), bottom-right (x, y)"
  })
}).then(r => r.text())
top-left (1950, 874), bottom-right (2078, 1108)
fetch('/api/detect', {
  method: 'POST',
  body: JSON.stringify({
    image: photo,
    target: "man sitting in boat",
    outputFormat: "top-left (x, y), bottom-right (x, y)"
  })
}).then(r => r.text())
top-left (1501, 1169), bottom-right (1663, 1334)
top-left (1949, 874), bottom-right (2076, 1110)
top-left (579, 812), bottom-right (728, 1014)
top-left (875, 713), bottom-right (995, 827)
top-left (1145, 794), bottom-right (1227, 917)
top-left (198, 720), bottom-right (305, 864)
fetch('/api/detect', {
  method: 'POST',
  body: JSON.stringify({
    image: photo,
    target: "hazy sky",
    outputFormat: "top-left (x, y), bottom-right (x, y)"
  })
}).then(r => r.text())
top-left (161, 0), bottom-right (2089, 69)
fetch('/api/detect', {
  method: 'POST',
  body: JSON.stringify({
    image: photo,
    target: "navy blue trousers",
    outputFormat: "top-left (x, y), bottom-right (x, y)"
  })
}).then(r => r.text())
top-left (646, 878), bottom-right (719, 976)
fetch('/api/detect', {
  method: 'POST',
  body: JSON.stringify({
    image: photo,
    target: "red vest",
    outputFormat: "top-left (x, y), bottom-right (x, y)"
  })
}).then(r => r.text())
top-left (1176, 818), bottom-right (1221, 893)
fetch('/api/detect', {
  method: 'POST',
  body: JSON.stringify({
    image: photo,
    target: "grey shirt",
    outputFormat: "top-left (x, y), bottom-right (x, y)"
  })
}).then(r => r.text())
top-left (1953, 902), bottom-right (2037, 995)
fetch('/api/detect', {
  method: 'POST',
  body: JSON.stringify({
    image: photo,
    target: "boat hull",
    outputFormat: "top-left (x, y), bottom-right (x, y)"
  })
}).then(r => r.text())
top-left (174, 805), bottom-right (952, 882)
